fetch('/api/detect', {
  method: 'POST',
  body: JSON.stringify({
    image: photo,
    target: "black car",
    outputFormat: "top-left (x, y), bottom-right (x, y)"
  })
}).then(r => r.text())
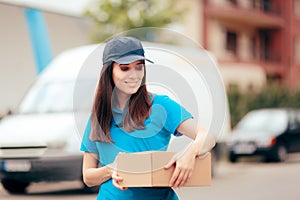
top-left (228, 108), bottom-right (300, 162)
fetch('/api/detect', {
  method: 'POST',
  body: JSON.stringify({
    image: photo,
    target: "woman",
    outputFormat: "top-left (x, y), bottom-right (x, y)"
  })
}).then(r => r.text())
top-left (80, 36), bottom-right (216, 200)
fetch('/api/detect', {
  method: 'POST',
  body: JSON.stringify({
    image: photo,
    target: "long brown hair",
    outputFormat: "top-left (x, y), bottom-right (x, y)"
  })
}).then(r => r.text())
top-left (90, 62), bottom-right (152, 142)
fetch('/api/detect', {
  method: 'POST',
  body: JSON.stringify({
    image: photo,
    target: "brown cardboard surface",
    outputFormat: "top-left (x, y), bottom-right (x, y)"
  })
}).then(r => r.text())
top-left (151, 152), bottom-right (175, 186)
top-left (116, 152), bottom-right (152, 187)
top-left (116, 151), bottom-right (211, 187)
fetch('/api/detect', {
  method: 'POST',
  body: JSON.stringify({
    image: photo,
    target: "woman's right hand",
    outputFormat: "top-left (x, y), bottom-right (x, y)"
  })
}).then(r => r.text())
top-left (111, 169), bottom-right (128, 190)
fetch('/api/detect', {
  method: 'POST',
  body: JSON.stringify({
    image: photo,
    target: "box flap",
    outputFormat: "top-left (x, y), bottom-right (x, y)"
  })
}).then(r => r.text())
top-left (116, 152), bottom-right (152, 187)
top-left (117, 153), bottom-right (152, 173)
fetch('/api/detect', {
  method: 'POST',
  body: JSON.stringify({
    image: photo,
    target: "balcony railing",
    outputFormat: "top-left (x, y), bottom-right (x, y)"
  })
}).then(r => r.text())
top-left (205, 1), bottom-right (284, 28)
top-left (252, 0), bottom-right (281, 15)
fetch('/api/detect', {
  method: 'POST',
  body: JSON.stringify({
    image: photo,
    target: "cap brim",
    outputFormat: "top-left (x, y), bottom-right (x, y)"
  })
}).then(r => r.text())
top-left (114, 55), bottom-right (154, 64)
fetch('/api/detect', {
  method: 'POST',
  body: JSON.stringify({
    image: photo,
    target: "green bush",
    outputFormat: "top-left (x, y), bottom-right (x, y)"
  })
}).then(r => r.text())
top-left (227, 83), bottom-right (300, 128)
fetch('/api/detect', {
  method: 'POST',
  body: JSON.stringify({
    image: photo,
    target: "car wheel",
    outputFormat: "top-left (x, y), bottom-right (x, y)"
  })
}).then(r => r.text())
top-left (1, 179), bottom-right (30, 194)
top-left (273, 145), bottom-right (288, 162)
top-left (229, 153), bottom-right (238, 163)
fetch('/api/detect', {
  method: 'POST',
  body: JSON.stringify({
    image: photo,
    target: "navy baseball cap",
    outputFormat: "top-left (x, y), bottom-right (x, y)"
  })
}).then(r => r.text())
top-left (102, 36), bottom-right (153, 65)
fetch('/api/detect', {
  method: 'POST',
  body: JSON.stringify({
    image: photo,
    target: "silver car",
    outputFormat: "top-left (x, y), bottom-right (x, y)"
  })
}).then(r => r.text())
top-left (228, 108), bottom-right (300, 162)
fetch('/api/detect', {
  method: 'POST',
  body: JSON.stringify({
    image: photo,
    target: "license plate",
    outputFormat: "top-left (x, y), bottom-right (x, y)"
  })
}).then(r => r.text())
top-left (234, 143), bottom-right (256, 154)
top-left (2, 160), bottom-right (31, 172)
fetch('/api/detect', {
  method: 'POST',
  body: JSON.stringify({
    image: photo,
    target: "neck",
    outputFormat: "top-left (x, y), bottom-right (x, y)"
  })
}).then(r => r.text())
top-left (115, 91), bottom-right (131, 111)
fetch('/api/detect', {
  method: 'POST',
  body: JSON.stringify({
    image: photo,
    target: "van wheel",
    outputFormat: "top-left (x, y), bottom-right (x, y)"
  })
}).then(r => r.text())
top-left (1, 179), bottom-right (29, 194)
top-left (229, 153), bottom-right (238, 163)
top-left (82, 182), bottom-right (99, 193)
top-left (273, 145), bottom-right (288, 162)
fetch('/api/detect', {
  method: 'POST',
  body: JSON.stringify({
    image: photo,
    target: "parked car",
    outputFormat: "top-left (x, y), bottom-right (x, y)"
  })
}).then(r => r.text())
top-left (0, 42), bottom-right (230, 194)
top-left (228, 108), bottom-right (300, 163)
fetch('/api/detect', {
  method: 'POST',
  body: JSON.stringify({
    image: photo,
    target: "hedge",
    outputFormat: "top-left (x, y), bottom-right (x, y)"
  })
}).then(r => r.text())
top-left (227, 83), bottom-right (300, 128)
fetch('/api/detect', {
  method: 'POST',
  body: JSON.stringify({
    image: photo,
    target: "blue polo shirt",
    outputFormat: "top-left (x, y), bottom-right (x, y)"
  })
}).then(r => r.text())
top-left (80, 94), bottom-right (192, 200)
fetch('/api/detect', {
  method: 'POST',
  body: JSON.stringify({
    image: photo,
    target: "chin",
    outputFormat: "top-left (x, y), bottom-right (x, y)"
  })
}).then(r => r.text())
top-left (126, 87), bottom-right (140, 95)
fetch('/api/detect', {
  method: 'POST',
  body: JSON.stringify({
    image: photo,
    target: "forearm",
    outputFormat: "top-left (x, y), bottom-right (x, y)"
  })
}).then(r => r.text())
top-left (188, 128), bottom-right (216, 156)
top-left (83, 165), bottom-right (112, 187)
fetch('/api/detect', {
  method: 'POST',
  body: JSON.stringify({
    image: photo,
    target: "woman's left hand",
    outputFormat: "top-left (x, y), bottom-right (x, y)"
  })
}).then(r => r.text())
top-left (111, 170), bottom-right (128, 190)
top-left (164, 150), bottom-right (196, 188)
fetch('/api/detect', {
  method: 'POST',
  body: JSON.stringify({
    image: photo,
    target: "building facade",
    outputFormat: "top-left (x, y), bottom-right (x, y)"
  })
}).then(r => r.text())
top-left (200, 0), bottom-right (300, 90)
top-left (0, 2), bottom-right (91, 114)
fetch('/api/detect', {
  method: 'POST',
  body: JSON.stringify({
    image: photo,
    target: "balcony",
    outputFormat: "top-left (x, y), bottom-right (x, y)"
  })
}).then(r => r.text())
top-left (204, 4), bottom-right (284, 28)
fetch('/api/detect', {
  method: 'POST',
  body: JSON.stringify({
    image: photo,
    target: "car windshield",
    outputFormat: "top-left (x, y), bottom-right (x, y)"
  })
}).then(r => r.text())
top-left (236, 110), bottom-right (288, 133)
top-left (18, 80), bottom-right (96, 114)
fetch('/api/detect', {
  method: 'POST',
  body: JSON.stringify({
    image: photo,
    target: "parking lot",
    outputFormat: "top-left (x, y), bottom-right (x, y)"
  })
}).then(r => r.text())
top-left (1, 153), bottom-right (300, 200)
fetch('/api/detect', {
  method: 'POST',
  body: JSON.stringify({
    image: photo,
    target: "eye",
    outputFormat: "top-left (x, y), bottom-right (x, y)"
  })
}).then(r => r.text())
top-left (120, 66), bottom-right (129, 71)
top-left (136, 64), bottom-right (144, 71)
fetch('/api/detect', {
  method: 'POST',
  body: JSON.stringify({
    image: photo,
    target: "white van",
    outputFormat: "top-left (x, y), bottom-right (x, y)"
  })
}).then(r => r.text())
top-left (0, 42), bottom-right (230, 194)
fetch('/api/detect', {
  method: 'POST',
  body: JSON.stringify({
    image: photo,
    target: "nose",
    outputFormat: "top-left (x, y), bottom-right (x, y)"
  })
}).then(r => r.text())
top-left (128, 68), bottom-right (139, 79)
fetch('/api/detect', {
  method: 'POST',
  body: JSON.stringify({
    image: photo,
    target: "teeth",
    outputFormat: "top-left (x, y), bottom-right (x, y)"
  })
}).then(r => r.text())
top-left (126, 81), bottom-right (138, 83)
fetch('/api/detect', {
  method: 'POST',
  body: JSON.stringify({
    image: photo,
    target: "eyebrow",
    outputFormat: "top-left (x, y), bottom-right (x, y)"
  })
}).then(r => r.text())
top-left (120, 61), bottom-right (144, 66)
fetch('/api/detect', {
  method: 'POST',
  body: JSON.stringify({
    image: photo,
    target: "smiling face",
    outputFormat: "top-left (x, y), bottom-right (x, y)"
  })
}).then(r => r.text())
top-left (112, 60), bottom-right (145, 99)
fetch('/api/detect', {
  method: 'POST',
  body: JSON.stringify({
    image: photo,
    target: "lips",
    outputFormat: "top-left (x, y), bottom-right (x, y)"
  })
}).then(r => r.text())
top-left (125, 80), bottom-right (140, 87)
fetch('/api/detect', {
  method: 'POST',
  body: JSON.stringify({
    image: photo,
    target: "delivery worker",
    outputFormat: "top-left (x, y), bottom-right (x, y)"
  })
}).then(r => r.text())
top-left (80, 36), bottom-right (216, 200)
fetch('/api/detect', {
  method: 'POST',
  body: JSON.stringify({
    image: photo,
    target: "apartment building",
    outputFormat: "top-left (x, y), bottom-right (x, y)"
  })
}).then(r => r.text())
top-left (199, 0), bottom-right (300, 90)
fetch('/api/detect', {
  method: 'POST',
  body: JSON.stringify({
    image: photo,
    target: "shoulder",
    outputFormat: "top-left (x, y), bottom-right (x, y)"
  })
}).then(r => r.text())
top-left (151, 94), bottom-right (181, 108)
top-left (152, 94), bottom-right (173, 104)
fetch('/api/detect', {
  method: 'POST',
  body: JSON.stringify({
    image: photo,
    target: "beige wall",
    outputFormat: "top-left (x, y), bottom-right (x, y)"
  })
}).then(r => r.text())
top-left (181, 0), bottom-right (203, 45)
top-left (0, 4), bottom-right (91, 114)
top-left (0, 4), bottom-right (36, 114)
top-left (209, 0), bottom-right (229, 6)
top-left (44, 12), bottom-right (91, 56)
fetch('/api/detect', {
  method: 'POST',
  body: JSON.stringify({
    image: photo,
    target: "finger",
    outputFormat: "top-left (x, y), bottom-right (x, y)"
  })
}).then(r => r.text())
top-left (173, 171), bottom-right (186, 188)
top-left (164, 159), bottom-right (175, 169)
top-left (178, 171), bottom-right (190, 188)
top-left (112, 172), bottom-right (127, 190)
top-left (112, 178), bottom-right (127, 190)
top-left (112, 174), bottom-right (123, 182)
top-left (112, 169), bottom-right (123, 180)
top-left (169, 168), bottom-right (180, 187)
top-left (112, 178), bottom-right (119, 188)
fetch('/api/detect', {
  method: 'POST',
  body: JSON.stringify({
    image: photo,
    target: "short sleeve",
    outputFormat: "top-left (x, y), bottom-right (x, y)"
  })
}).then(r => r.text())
top-left (156, 95), bottom-right (193, 135)
top-left (80, 117), bottom-right (98, 154)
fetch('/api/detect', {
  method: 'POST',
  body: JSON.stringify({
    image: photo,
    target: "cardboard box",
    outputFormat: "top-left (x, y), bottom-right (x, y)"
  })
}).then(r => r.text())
top-left (116, 151), bottom-right (211, 187)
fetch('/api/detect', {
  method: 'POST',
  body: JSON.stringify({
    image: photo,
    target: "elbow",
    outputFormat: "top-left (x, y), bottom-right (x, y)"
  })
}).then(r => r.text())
top-left (82, 172), bottom-right (97, 188)
top-left (211, 136), bottom-right (216, 149)
top-left (83, 177), bottom-right (94, 188)
top-left (208, 134), bottom-right (216, 151)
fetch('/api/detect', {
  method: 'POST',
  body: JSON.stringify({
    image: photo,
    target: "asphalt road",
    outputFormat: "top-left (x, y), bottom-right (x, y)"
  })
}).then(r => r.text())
top-left (1, 153), bottom-right (300, 200)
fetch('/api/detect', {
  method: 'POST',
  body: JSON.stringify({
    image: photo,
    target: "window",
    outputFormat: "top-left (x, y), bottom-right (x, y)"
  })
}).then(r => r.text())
top-left (237, 110), bottom-right (288, 133)
top-left (226, 31), bottom-right (238, 55)
top-left (295, 0), bottom-right (300, 16)
top-left (295, 36), bottom-right (300, 63)
top-left (228, 0), bottom-right (238, 5)
top-left (19, 80), bottom-right (96, 113)
top-left (262, 0), bottom-right (271, 12)
top-left (258, 30), bottom-right (277, 61)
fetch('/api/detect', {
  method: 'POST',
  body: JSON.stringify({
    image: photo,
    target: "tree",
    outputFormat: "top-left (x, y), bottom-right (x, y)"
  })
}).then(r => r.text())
top-left (84, 0), bottom-right (186, 43)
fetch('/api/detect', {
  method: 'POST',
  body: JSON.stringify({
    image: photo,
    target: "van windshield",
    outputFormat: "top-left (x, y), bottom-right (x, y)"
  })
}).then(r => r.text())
top-left (236, 110), bottom-right (288, 133)
top-left (18, 80), bottom-right (96, 114)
